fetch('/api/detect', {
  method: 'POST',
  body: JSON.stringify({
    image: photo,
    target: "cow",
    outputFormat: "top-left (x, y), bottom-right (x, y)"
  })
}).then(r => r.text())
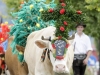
top-left (5, 36), bottom-right (29, 75)
top-left (24, 26), bottom-right (74, 75)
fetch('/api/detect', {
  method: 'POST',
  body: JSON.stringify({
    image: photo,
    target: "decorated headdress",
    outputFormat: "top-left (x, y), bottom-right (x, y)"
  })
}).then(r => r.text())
top-left (42, 0), bottom-right (86, 39)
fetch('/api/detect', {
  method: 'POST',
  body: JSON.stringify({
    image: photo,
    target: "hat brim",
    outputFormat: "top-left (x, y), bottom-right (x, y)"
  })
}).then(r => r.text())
top-left (75, 24), bottom-right (86, 28)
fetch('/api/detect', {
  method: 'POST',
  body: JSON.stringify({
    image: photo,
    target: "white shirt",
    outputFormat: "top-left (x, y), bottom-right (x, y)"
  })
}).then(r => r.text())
top-left (72, 33), bottom-right (93, 54)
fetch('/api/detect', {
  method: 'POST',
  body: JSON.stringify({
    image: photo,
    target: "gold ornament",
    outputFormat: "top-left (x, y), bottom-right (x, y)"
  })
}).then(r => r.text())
top-left (5, 21), bottom-right (8, 24)
top-left (36, 23), bottom-right (40, 27)
top-left (39, 8), bottom-right (44, 12)
top-left (19, 19), bottom-right (23, 22)
top-left (38, 17), bottom-right (40, 20)
top-left (19, 51), bottom-right (23, 55)
top-left (48, 6), bottom-right (50, 9)
top-left (9, 26), bottom-right (11, 28)
top-left (30, 4), bottom-right (34, 10)
top-left (28, 27), bottom-right (30, 29)
top-left (2, 57), bottom-right (4, 60)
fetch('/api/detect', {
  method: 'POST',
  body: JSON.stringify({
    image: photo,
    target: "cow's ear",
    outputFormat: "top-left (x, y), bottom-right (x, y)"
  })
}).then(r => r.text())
top-left (35, 40), bottom-right (47, 48)
top-left (16, 45), bottom-right (25, 53)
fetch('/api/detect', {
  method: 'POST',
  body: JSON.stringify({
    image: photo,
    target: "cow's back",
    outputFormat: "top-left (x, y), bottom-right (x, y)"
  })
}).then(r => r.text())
top-left (5, 37), bottom-right (28, 75)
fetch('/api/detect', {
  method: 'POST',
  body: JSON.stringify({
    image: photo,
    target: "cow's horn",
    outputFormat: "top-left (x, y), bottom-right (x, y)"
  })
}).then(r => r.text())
top-left (41, 36), bottom-right (51, 41)
top-left (67, 34), bottom-right (75, 40)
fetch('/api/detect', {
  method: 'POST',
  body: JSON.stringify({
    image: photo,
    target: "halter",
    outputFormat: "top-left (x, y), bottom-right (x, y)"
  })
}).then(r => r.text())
top-left (41, 48), bottom-right (50, 62)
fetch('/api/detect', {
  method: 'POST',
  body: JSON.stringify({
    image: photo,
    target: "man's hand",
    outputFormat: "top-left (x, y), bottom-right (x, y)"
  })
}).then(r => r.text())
top-left (83, 58), bottom-right (88, 65)
top-left (83, 50), bottom-right (92, 65)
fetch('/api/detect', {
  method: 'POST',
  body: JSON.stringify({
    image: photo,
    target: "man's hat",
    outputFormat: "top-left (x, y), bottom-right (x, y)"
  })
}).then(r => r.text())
top-left (75, 23), bottom-right (86, 28)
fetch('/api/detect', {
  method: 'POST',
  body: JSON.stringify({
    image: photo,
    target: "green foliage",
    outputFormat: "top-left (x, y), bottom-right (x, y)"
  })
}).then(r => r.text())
top-left (85, 0), bottom-right (100, 11)
top-left (42, 0), bottom-right (86, 38)
top-left (84, 0), bottom-right (100, 39)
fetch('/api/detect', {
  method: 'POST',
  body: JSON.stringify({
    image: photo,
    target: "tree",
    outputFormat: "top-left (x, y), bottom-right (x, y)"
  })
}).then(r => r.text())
top-left (85, 0), bottom-right (100, 52)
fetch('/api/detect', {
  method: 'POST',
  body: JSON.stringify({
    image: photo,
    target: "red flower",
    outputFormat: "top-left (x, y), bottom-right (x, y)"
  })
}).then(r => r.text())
top-left (66, 44), bottom-right (69, 48)
top-left (48, 9), bottom-right (54, 13)
top-left (52, 44), bottom-right (56, 49)
top-left (61, 3), bottom-right (66, 7)
top-left (58, 36), bottom-right (62, 39)
top-left (76, 10), bottom-right (82, 14)
top-left (60, 26), bottom-right (65, 31)
top-left (60, 8), bottom-right (65, 14)
top-left (63, 21), bottom-right (68, 25)
top-left (56, 56), bottom-right (64, 60)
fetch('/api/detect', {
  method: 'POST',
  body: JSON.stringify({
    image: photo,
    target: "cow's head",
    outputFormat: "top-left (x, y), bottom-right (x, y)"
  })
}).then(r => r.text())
top-left (35, 35), bottom-right (74, 74)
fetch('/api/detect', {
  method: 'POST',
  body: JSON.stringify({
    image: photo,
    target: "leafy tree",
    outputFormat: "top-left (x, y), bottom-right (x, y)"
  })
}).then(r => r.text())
top-left (85, 0), bottom-right (100, 52)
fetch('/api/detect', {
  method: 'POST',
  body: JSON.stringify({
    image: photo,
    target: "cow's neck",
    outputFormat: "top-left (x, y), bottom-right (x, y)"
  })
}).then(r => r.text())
top-left (43, 52), bottom-right (54, 74)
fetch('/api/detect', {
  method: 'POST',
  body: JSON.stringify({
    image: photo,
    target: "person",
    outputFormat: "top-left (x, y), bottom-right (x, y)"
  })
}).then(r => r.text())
top-left (72, 23), bottom-right (93, 75)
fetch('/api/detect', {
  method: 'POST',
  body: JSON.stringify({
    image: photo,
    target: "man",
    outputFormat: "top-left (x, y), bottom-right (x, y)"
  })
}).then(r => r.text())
top-left (72, 23), bottom-right (93, 75)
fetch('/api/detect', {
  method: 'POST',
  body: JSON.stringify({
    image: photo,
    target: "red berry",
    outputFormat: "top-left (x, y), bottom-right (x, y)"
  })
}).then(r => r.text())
top-left (76, 10), bottom-right (82, 14)
top-left (52, 44), bottom-right (56, 49)
top-left (60, 8), bottom-right (65, 14)
top-left (48, 9), bottom-right (54, 13)
top-left (60, 26), bottom-right (65, 31)
top-left (66, 44), bottom-right (69, 48)
top-left (58, 36), bottom-right (62, 39)
top-left (61, 3), bottom-right (66, 7)
top-left (63, 21), bottom-right (68, 25)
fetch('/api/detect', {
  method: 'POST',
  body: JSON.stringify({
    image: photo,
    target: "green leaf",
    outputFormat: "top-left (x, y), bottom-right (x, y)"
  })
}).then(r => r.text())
top-left (85, 5), bottom-right (96, 10)
top-left (85, 0), bottom-right (98, 3)
top-left (97, 7), bottom-right (100, 11)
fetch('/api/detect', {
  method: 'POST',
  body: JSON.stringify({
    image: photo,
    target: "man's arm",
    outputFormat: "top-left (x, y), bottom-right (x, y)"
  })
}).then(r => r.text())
top-left (86, 50), bottom-right (92, 59)
top-left (83, 36), bottom-right (93, 65)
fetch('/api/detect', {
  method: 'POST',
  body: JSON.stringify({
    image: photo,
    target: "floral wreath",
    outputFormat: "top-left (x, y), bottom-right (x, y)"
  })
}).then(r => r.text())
top-left (51, 36), bottom-right (70, 60)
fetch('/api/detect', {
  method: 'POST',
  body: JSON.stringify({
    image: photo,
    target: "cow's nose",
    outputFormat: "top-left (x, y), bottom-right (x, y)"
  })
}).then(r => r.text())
top-left (55, 64), bottom-right (65, 73)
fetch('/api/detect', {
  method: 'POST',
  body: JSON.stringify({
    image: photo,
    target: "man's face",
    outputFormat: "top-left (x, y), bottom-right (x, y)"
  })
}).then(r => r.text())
top-left (76, 25), bottom-right (84, 33)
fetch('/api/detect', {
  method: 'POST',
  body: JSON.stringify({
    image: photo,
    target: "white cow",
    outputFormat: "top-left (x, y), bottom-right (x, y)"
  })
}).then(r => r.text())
top-left (24, 26), bottom-right (74, 75)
